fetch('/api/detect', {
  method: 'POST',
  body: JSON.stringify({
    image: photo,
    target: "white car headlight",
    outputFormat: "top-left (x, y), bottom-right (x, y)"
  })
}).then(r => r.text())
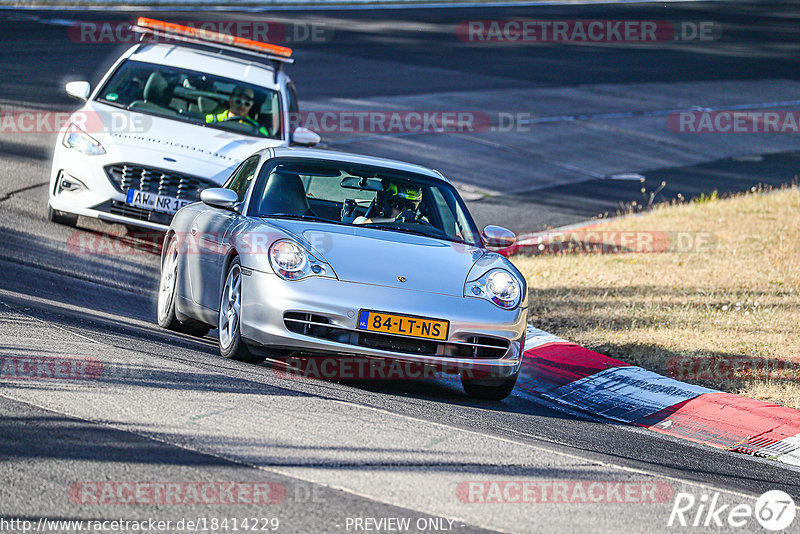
top-left (62, 122), bottom-right (106, 155)
top-left (269, 239), bottom-right (335, 281)
top-left (465, 268), bottom-right (522, 309)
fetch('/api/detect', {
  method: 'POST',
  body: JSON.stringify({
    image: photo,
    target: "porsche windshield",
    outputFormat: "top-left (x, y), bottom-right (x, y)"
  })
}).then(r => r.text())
top-left (248, 159), bottom-right (482, 246)
top-left (95, 60), bottom-right (282, 140)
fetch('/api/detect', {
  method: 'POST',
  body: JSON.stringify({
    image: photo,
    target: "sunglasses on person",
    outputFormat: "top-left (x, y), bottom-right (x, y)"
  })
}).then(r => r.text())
top-left (233, 97), bottom-right (254, 106)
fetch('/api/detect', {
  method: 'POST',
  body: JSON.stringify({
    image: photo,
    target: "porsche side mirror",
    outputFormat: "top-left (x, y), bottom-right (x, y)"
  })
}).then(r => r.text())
top-left (482, 225), bottom-right (516, 248)
top-left (200, 188), bottom-right (239, 210)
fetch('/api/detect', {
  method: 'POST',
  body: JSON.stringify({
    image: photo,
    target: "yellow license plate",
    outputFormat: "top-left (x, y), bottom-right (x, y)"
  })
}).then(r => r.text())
top-left (357, 310), bottom-right (449, 341)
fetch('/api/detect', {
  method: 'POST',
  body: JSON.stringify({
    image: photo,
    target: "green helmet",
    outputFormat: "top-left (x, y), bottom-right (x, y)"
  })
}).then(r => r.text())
top-left (386, 183), bottom-right (422, 203)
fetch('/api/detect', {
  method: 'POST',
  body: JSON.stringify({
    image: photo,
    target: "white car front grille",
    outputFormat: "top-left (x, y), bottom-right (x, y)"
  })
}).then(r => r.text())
top-left (104, 163), bottom-right (214, 202)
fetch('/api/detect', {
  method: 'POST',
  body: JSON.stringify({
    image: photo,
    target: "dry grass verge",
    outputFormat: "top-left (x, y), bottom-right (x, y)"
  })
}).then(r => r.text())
top-left (511, 185), bottom-right (800, 408)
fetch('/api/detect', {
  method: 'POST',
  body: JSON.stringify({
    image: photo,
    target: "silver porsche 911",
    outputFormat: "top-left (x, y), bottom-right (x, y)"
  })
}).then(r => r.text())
top-left (157, 147), bottom-right (528, 400)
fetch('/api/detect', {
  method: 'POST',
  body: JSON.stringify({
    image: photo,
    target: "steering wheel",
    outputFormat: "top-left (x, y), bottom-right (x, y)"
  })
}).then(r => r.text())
top-left (221, 116), bottom-right (259, 132)
top-left (396, 211), bottom-right (438, 229)
top-left (395, 210), bottom-right (421, 223)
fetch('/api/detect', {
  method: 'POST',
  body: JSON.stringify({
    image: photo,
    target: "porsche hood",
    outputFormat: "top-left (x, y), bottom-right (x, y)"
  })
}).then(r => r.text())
top-left (267, 219), bottom-right (485, 297)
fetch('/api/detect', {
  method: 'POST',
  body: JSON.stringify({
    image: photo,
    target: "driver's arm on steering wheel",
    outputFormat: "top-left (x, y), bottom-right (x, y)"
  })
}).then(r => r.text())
top-left (205, 110), bottom-right (270, 136)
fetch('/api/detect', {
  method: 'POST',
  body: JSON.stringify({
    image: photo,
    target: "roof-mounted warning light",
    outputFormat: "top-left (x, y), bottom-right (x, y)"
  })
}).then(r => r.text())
top-left (131, 18), bottom-right (294, 82)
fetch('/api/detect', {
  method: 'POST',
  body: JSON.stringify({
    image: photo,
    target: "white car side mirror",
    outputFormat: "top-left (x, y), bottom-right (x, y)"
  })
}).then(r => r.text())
top-left (65, 81), bottom-right (91, 102)
top-left (291, 127), bottom-right (321, 147)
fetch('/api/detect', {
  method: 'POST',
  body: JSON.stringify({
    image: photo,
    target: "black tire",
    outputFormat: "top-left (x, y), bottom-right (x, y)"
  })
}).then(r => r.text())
top-left (461, 373), bottom-right (519, 401)
top-left (157, 236), bottom-right (211, 337)
top-left (218, 257), bottom-right (265, 364)
top-left (47, 206), bottom-right (78, 227)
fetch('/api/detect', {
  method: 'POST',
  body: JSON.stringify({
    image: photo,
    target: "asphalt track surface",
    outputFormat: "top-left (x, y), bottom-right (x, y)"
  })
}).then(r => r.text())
top-left (1, 2), bottom-right (800, 533)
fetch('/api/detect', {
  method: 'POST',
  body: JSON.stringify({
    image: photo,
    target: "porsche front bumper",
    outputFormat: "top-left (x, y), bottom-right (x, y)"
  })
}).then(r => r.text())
top-left (239, 269), bottom-right (527, 379)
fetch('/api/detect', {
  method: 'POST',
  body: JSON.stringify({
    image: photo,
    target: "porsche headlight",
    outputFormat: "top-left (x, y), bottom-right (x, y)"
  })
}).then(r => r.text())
top-left (62, 123), bottom-right (106, 155)
top-left (465, 268), bottom-right (522, 309)
top-left (269, 239), bottom-right (335, 281)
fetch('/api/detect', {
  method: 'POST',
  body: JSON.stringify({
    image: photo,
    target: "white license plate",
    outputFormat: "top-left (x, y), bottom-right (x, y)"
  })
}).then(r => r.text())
top-left (125, 189), bottom-right (191, 215)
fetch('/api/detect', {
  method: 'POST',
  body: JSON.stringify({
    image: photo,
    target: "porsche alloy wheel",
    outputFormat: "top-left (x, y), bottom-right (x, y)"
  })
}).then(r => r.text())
top-left (157, 237), bottom-right (210, 337)
top-left (218, 257), bottom-right (264, 364)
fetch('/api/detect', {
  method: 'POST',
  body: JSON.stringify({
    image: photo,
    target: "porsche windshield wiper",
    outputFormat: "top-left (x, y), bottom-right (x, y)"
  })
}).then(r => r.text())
top-left (263, 214), bottom-right (322, 221)
top-left (367, 224), bottom-right (442, 239)
top-left (262, 214), bottom-right (346, 226)
top-left (367, 224), bottom-right (474, 246)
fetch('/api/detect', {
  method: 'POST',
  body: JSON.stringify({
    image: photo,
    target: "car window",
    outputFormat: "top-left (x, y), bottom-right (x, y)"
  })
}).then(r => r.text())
top-left (302, 174), bottom-right (374, 205)
top-left (249, 158), bottom-right (481, 246)
top-left (225, 155), bottom-right (261, 201)
top-left (429, 187), bottom-right (461, 239)
top-left (287, 83), bottom-right (300, 137)
top-left (95, 59), bottom-right (283, 140)
top-left (287, 83), bottom-right (299, 114)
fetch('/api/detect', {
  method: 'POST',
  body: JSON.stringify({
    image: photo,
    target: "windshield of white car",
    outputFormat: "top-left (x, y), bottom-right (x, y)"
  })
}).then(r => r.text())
top-left (94, 59), bottom-right (282, 140)
top-left (248, 159), bottom-right (482, 246)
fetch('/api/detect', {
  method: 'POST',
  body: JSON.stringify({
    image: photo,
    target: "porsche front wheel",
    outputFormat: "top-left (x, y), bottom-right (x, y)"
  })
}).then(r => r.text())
top-left (218, 257), bottom-right (265, 364)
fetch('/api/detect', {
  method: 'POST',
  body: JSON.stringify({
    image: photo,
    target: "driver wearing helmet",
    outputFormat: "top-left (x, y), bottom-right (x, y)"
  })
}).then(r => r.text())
top-left (354, 182), bottom-right (425, 224)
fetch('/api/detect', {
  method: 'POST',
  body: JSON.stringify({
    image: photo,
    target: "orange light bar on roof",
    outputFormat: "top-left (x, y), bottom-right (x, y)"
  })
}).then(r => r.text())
top-left (135, 17), bottom-right (293, 58)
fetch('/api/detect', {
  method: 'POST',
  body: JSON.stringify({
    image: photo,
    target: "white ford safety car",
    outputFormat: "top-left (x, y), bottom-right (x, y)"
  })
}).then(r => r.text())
top-left (48, 18), bottom-right (320, 231)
